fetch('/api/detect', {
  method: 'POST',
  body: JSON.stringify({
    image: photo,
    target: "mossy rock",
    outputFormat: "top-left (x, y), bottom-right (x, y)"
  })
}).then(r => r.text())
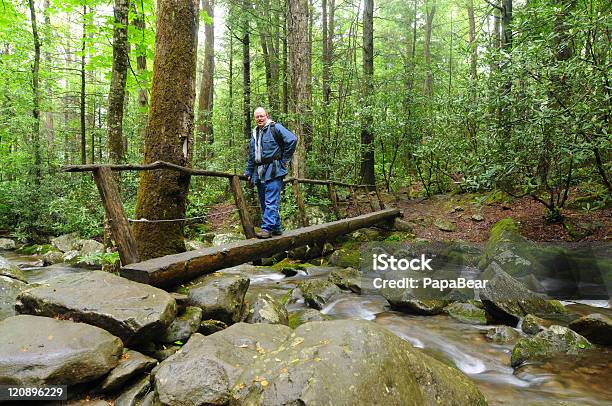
top-left (444, 302), bottom-right (487, 325)
top-left (17, 244), bottom-right (56, 256)
top-left (521, 314), bottom-right (550, 335)
top-left (297, 279), bottom-right (341, 310)
top-left (568, 313), bottom-right (612, 346)
top-left (486, 326), bottom-right (520, 343)
top-left (287, 309), bottom-right (328, 329)
top-left (270, 258), bottom-right (307, 273)
top-left (328, 267), bottom-right (362, 293)
top-left (327, 245), bottom-right (361, 268)
top-left (384, 231), bottom-right (415, 242)
top-left (511, 325), bottom-right (592, 367)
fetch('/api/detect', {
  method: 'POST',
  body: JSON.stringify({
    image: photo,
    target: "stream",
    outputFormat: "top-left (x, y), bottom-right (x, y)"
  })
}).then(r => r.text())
top-left (3, 251), bottom-right (612, 405)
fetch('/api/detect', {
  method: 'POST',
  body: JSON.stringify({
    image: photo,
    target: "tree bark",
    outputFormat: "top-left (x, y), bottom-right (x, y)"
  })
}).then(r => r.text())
top-left (43, 0), bottom-right (54, 168)
top-left (360, 0), bottom-right (375, 185)
top-left (80, 5), bottom-right (87, 164)
top-left (287, 0), bottom-right (312, 178)
top-left (197, 0), bottom-right (214, 147)
top-left (107, 0), bottom-right (130, 165)
top-left (133, 0), bottom-right (200, 260)
top-left (242, 0), bottom-right (251, 139)
top-left (467, 0), bottom-right (477, 83)
top-left (423, 0), bottom-right (436, 97)
top-left (28, 0), bottom-right (42, 183)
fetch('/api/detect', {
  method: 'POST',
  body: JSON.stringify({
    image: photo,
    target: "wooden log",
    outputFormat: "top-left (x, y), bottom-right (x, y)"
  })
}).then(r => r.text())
top-left (327, 183), bottom-right (341, 220)
top-left (229, 175), bottom-right (256, 239)
top-left (349, 186), bottom-right (361, 215)
top-left (121, 208), bottom-right (401, 287)
top-left (364, 186), bottom-right (376, 212)
top-left (374, 186), bottom-right (385, 209)
top-left (292, 179), bottom-right (308, 227)
top-left (92, 167), bottom-right (139, 265)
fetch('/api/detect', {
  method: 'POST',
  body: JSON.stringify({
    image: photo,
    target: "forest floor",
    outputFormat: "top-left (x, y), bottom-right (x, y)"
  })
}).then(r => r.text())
top-left (393, 188), bottom-right (611, 243)
top-left (204, 186), bottom-right (611, 244)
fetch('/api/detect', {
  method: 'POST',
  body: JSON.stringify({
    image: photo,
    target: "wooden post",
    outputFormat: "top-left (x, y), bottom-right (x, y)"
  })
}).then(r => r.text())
top-left (374, 185), bottom-right (385, 209)
top-left (230, 175), bottom-right (256, 238)
top-left (327, 183), bottom-right (341, 220)
top-left (92, 166), bottom-right (139, 265)
top-left (292, 179), bottom-right (308, 227)
top-left (364, 186), bottom-right (376, 212)
top-left (349, 186), bottom-right (361, 215)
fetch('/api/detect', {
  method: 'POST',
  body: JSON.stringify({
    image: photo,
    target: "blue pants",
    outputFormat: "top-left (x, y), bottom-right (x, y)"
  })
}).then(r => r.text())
top-left (256, 177), bottom-right (283, 232)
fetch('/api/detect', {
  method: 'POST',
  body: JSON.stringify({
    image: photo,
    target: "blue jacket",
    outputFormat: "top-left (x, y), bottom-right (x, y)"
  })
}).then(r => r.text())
top-left (245, 122), bottom-right (297, 184)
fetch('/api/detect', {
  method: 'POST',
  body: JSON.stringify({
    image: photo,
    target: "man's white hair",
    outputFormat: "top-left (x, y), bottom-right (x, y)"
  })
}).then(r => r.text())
top-left (254, 107), bottom-right (268, 116)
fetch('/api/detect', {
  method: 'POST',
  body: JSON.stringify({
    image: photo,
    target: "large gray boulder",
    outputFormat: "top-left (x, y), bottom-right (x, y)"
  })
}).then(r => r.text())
top-left (16, 271), bottom-right (177, 345)
top-left (153, 321), bottom-right (487, 406)
top-left (187, 273), bottom-right (249, 325)
top-left (297, 279), bottom-right (341, 310)
top-left (328, 267), bottom-right (362, 293)
top-left (568, 313), bottom-right (612, 346)
top-left (245, 293), bottom-right (288, 325)
top-left (0, 315), bottom-right (122, 386)
top-left (479, 262), bottom-right (568, 326)
top-left (511, 325), bottom-right (592, 367)
top-left (0, 275), bottom-right (27, 321)
top-left (51, 232), bottom-right (80, 253)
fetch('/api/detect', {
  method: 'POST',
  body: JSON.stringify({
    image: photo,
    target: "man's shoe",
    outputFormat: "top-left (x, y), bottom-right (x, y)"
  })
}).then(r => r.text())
top-left (271, 229), bottom-right (283, 236)
top-left (255, 230), bottom-right (271, 239)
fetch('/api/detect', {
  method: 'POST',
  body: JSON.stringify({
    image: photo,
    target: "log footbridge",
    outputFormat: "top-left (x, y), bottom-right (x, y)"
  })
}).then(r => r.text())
top-left (62, 161), bottom-right (401, 288)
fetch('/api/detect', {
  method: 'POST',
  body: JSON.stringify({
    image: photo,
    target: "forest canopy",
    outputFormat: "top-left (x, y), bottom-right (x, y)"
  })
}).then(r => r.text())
top-left (0, 0), bottom-right (610, 241)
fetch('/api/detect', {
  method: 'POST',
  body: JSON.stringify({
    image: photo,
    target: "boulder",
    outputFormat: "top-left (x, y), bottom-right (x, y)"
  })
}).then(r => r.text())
top-left (479, 262), bottom-right (568, 326)
top-left (154, 324), bottom-right (291, 406)
top-left (444, 302), bottom-right (487, 325)
top-left (288, 309), bottom-right (328, 329)
top-left (153, 345), bottom-right (181, 362)
top-left (521, 314), bottom-right (550, 335)
top-left (159, 306), bottom-right (203, 344)
top-left (382, 281), bottom-right (449, 315)
top-left (97, 350), bottom-right (157, 393)
top-left (0, 315), bottom-right (122, 386)
top-left (199, 319), bottom-right (228, 335)
top-left (153, 321), bottom-right (486, 406)
top-left (187, 273), bottom-right (249, 325)
top-left (0, 275), bottom-right (27, 321)
top-left (115, 377), bottom-right (151, 406)
top-left (185, 240), bottom-right (209, 251)
top-left (568, 313), bottom-right (612, 346)
top-left (78, 239), bottom-right (105, 256)
top-left (327, 244), bottom-right (361, 268)
top-left (485, 326), bottom-right (520, 344)
top-left (62, 250), bottom-right (81, 264)
top-left (392, 218), bottom-right (415, 232)
top-left (0, 238), bottom-right (16, 250)
top-left (16, 271), bottom-right (177, 345)
top-left (328, 267), bottom-right (362, 293)
top-left (297, 279), bottom-right (341, 310)
top-left (212, 233), bottom-right (244, 246)
top-left (434, 218), bottom-right (456, 232)
top-left (42, 251), bottom-right (65, 266)
top-left (0, 256), bottom-right (27, 282)
top-left (51, 232), bottom-right (80, 253)
top-left (231, 320), bottom-right (487, 405)
top-left (511, 325), bottom-right (592, 367)
top-left (246, 293), bottom-right (288, 325)
top-left (471, 214), bottom-right (484, 222)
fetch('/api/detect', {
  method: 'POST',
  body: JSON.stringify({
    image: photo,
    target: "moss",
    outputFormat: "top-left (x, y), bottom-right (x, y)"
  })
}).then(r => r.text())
top-left (17, 244), bottom-right (56, 255)
top-left (270, 258), bottom-right (306, 272)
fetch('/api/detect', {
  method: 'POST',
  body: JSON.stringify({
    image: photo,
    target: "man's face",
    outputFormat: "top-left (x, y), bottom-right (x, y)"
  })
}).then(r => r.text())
top-left (254, 110), bottom-right (268, 128)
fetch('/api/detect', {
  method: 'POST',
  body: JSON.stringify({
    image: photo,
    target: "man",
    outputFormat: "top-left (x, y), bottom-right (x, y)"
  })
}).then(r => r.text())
top-left (245, 107), bottom-right (297, 239)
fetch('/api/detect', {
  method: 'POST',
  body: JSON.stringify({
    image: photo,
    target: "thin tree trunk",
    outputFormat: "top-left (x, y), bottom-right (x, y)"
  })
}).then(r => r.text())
top-left (133, 0), bottom-right (200, 260)
top-left (28, 0), bottom-right (42, 183)
top-left (423, 0), bottom-right (436, 97)
top-left (242, 0), bottom-right (251, 139)
top-left (467, 0), bottom-right (477, 83)
top-left (43, 0), bottom-right (54, 168)
top-left (360, 0), bottom-right (375, 185)
top-left (197, 0), bottom-right (214, 149)
top-left (133, 0), bottom-right (148, 144)
top-left (107, 0), bottom-right (130, 164)
top-left (287, 0), bottom-right (311, 178)
top-left (80, 5), bottom-right (87, 165)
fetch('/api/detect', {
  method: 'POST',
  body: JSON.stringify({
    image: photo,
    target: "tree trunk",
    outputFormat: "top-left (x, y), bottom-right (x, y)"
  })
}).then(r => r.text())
top-left (359, 0), bottom-right (375, 185)
top-left (242, 0), bottom-right (251, 139)
top-left (28, 0), bottom-right (42, 183)
top-left (80, 5), bottom-right (87, 165)
top-left (467, 0), bottom-right (477, 83)
top-left (132, 0), bottom-right (199, 260)
top-left (43, 0), bottom-right (54, 168)
top-left (107, 0), bottom-right (129, 165)
top-left (133, 1), bottom-right (148, 143)
top-left (197, 0), bottom-right (214, 148)
top-left (423, 0), bottom-right (436, 97)
top-left (287, 0), bottom-right (311, 178)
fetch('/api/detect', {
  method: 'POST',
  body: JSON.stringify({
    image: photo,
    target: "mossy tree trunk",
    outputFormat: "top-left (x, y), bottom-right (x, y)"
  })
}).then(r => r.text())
top-left (133, 0), bottom-right (199, 260)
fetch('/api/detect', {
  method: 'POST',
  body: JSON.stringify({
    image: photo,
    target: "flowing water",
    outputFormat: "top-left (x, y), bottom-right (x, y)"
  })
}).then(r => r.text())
top-left (3, 251), bottom-right (612, 405)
